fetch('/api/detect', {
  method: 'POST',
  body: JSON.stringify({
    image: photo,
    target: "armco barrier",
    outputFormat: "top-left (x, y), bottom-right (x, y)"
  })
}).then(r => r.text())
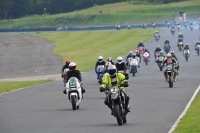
top-left (0, 24), bottom-right (168, 32)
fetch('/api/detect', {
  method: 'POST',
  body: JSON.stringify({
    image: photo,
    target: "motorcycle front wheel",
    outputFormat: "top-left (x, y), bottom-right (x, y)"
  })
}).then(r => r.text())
top-left (114, 104), bottom-right (123, 126)
top-left (71, 95), bottom-right (77, 110)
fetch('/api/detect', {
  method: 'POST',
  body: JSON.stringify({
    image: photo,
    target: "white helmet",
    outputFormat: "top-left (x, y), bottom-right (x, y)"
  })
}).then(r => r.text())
top-left (108, 65), bottom-right (117, 76)
top-left (167, 53), bottom-right (172, 58)
top-left (156, 30), bottom-right (158, 32)
top-left (98, 56), bottom-right (103, 62)
top-left (117, 56), bottom-right (123, 64)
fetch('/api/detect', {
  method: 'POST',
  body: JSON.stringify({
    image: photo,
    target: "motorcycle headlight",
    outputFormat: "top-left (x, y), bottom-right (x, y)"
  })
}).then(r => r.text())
top-left (110, 87), bottom-right (119, 94)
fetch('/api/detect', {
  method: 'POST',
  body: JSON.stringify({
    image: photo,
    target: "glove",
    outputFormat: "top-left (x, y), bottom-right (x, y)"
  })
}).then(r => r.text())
top-left (100, 87), bottom-right (105, 92)
top-left (123, 81), bottom-right (129, 87)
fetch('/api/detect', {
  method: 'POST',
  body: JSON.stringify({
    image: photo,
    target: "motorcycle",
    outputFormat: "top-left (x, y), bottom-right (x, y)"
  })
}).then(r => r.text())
top-left (128, 57), bottom-right (138, 76)
top-left (190, 25), bottom-right (193, 31)
top-left (65, 77), bottom-right (83, 110)
top-left (183, 50), bottom-right (190, 61)
top-left (103, 86), bottom-right (128, 126)
top-left (171, 29), bottom-right (175, 36)
top-left (137, 46), bottom-right (144, 54)
top-left (164, 44), bottom-right (170, 54)
top-left (178, 42), bottom-right (183, 51)
top-left (96, 65), bottom-right (105, 84)
top-left (143, 52), bottom-right (150, 65)
top-left (196, 45), bottom-right (200, 56)
top-left (157, 56), bottom-right (165, 71)
top-left (166, 65), bottom-right (174, 88)
top-left (154, 35), bottom-right (160, 42)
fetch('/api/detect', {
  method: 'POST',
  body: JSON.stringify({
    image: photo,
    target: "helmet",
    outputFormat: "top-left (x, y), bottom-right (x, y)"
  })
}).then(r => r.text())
top-left (140, 41), bottom-right (143, 43)
top-left (166, 53), bottom-right (172, 58)
top-left (108, 65), bottom-right (117, 76)
top-left (117, 56), bottom-right (123, 64)
top-left (179, 32), bottom-right (182, 35)
top-left (135, 50), bottom-right (139, 54)
top-left (107, 57), bottom-right (112, 62)
top-left (98, 56), bottom-right (103, 62)
top-left (132, 53), bottom-right (136, 58)
top-left (68, 62), bottom-right (76, 72)
top-left (65, 59), bottom-right (71, 66)
top-left (157, 46), bottom-right (160, 48)
top-left (128, 51), bottom-right (132, 56)
top-left (144, 48), bottom-right (148, 51)
top-left (186, 44), bottom-right (189, 46)
top-left (160, 51), bottom-right (163, 54)
top-left (156, 30), bottom-right (158, 32)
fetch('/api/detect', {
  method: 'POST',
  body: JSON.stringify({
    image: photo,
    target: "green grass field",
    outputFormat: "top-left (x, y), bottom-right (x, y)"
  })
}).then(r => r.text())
top-left (35, 29), bottom-right (156, 71)
top-left (0, 80), bottom-right (52, 94)
top-left (173, 92), bottom-right (200, 133)
top-left (0, 0), bottom-right (199, 28)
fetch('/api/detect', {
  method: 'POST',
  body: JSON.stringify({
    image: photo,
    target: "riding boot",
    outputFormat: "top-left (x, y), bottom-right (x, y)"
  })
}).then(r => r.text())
top-left (125, 95), bottom-right (131, 112)
top-left (63, 89), bottom-right (66, 94)
top-left (173, 70), bottom-right (177, 82)
top-left (164, 71), bottom-right (168, 82)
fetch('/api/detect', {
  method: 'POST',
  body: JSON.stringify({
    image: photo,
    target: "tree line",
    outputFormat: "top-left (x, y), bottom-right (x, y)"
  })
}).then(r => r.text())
top-left (0, 0), bottom-right (187, 20)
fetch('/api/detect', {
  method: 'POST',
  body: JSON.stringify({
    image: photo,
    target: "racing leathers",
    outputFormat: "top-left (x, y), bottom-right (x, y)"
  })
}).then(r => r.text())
top-left (100, 73), bottom-right (130, 113)
top-left (161, 57), bottom-right (178, 82)
top-left (137, 42), bottom-right (144, 48)
top-left (115, 62), bottom-right (129, 79)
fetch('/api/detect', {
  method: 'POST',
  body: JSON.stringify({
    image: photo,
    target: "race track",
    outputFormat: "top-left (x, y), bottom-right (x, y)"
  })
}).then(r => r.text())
top-left (0, 28), bottom-right (200, 133)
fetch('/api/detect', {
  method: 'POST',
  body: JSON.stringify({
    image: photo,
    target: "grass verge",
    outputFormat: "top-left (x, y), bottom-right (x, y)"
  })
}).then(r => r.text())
top-left (35, 29), bottom-right (156, 72)
top-left (173, 92), bottom-right (200, 133)
top-left (0, 80), bottom-right (52, 94)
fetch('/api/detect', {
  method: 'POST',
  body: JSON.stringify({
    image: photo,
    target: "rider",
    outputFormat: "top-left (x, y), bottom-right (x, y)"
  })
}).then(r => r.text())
top-left (178, 32), bottom-right (184, 41)
top-left (95, 56), bottom-right (106, 79)
top-left (126, 51), bottom-right (133, 66)
top-left (115, 56), bottom-right (129, 79)
top-left (164, 38), bottom-right (171, 48)
top-left (171, 25), bottom-right (176, 31)
top-left (142, 22), bottom-right (146, 27)
top-left (135, 50), bottom-right (141, 65)
top-left (63, 62), bottom-right (86, 94)
top-left (195, 41), bottom-right (200, 50)
top-left (161, 53), bottom-right (178, 82)
top-left (99, 65), bottom-right (130, 113)
top-left (154, 46), bottom-right (161, 59)
top-left (107, 57), bottom-right (115, 65)
top-left (183, 44), bottom-right (190, 55)
top-left (143, 48), bottom-right (150, 55)
top-left (156, 51), bottom-right (165, 63)
top-left (61, 59), bottom-right (71, 77)
top-left (132, 53), bottom-right (139, 71)
top-left (154, 30), bottom-right (160, 37)
top-left (170, 51), bottom-right (179, 75)
top-left (137, 41), bottom-right (144, 48)
top-left (177, 39), bottom-right (184, 48)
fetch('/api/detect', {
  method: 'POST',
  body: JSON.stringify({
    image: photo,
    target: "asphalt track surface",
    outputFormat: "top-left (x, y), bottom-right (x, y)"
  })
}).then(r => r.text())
top-left (1, 28), bottom-right (200, 133)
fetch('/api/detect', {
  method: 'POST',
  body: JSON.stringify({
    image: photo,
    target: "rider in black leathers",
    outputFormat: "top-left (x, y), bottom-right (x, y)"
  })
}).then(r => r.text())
top-left (137, 41), bottom-right (144, 48)
top-left (115, 56), bottom-right (129, 79)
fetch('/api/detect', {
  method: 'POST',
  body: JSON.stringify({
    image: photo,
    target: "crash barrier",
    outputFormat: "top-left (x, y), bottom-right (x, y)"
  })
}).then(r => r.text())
top-left (0, 24), bottom-right (168, 32)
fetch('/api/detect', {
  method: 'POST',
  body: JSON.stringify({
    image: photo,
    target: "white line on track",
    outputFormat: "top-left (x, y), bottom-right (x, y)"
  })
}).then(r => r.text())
top-left (168, 85), bottom-right (200, 133)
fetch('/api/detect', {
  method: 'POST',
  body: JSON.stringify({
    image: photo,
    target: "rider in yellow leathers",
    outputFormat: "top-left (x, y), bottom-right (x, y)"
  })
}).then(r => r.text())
top-left (100, 65), bottom-right (130, 113)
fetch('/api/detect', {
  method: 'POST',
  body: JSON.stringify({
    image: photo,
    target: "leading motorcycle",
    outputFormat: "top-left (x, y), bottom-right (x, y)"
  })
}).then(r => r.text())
top-left (102, 86), bottom-right (128, 126)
